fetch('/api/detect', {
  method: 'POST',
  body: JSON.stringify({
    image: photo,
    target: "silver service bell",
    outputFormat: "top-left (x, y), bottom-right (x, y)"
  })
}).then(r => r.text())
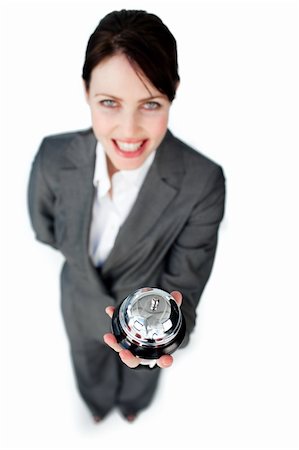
top-left (112, 287), bottom-right (186, 361)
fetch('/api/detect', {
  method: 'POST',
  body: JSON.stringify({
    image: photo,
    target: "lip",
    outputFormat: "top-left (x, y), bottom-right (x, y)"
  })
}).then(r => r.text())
top-left (112, 139), bottom-right (148, 158)
top-left (116, 139), bottom-right (145, 144)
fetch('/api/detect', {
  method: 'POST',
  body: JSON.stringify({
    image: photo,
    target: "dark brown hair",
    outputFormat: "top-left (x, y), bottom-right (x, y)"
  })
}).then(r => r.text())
top-left (82, 9), bottom-right (180, 102)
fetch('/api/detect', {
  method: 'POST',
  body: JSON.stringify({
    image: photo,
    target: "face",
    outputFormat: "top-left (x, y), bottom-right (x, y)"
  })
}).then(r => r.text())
top-left (84, 53), bottom-right (172, 174)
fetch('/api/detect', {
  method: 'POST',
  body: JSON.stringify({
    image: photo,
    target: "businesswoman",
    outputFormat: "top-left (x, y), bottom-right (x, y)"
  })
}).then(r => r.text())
top-left (28, 9), bottom-right (226, 423)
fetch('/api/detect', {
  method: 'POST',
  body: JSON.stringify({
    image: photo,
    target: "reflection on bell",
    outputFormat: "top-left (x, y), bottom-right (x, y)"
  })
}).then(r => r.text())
top-left (112, 287), bottom-right (186, 360)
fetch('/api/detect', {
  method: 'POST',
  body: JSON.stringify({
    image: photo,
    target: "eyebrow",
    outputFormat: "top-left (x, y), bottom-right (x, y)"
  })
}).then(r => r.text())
top-left (94, 93), bottom-right (166, 102)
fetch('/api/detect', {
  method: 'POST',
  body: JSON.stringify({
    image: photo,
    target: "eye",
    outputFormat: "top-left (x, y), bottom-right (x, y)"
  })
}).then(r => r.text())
top-left (143, 101), bottom-right (161, 110)
top-left (99, 99), bottom-right (118, 108)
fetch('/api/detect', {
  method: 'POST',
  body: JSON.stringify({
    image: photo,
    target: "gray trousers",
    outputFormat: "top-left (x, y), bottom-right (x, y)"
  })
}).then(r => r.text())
top-left (69, 340), bottom-right (161, 418)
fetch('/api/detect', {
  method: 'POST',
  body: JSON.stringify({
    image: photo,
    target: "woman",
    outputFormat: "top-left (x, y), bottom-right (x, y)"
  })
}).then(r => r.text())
top-left (28, 9), bottom-right (225, 423)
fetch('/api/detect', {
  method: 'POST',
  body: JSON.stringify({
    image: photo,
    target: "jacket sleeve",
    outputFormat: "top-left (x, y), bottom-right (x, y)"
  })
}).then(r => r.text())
top-left (27, 139), bottom-right (58, 249)
top-left (159, 166), bottom-right (226, 347)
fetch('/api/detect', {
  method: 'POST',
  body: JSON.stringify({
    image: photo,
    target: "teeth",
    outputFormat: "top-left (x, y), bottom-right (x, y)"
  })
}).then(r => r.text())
top-left (116, 140), bottom-right (144, 152)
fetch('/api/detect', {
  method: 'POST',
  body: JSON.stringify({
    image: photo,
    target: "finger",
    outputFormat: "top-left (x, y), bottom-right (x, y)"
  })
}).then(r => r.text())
top-left (103, 333), bottom-right (123, 352)
top-left (170, 290), bottom-right (182, 307)
top-left (105, 306), bottom-right (115, 318)
top-left (119, 349), bottom-right (140, 368)
top-left (157, 354), bottom-right (173, 368)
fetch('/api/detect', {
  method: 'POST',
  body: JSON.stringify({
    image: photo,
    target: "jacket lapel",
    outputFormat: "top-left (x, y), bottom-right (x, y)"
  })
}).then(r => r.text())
top-left (59, 129), bottom-right (97, 274)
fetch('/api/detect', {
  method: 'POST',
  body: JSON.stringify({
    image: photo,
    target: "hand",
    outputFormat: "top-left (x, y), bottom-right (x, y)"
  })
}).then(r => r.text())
top-left (103, 290), bottom-right (183, 369)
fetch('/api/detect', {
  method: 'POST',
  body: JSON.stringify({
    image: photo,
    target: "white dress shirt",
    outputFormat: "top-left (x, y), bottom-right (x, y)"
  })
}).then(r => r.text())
top-left (89, 141), bottom-right (156, 267)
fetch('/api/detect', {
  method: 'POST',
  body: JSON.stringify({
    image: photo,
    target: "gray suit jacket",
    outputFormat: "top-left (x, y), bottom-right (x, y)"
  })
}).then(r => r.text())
top-left (28, 128), bottom-right (225, 350)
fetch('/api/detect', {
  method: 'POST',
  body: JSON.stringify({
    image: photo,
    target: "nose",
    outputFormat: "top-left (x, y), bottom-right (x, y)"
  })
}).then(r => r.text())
top-left (118, 109), bottom-right (141, 137)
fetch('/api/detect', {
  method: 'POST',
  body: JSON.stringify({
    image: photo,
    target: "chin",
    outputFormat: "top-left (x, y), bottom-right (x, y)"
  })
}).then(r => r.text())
top-left (111, 150), bottom-right (152, 171)
top-left (116, 159), bottom-right (145, 171)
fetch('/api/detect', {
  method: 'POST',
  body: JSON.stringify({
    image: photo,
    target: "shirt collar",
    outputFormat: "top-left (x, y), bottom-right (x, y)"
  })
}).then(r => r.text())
top-left (93, 141), bottom-right (156, 198)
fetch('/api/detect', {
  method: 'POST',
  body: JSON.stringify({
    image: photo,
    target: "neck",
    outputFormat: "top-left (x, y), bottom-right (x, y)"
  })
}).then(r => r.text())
top-left (106, 156), bottom-right (119, 180)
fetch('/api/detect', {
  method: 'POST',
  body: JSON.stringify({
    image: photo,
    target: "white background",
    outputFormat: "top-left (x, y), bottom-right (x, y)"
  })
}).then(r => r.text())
top-left (0, 0), bottom-right (298, 449)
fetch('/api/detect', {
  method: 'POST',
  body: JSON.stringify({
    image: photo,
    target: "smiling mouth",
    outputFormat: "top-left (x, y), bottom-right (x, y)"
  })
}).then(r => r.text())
top-left (112, 139), bottom-right (148, 157)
